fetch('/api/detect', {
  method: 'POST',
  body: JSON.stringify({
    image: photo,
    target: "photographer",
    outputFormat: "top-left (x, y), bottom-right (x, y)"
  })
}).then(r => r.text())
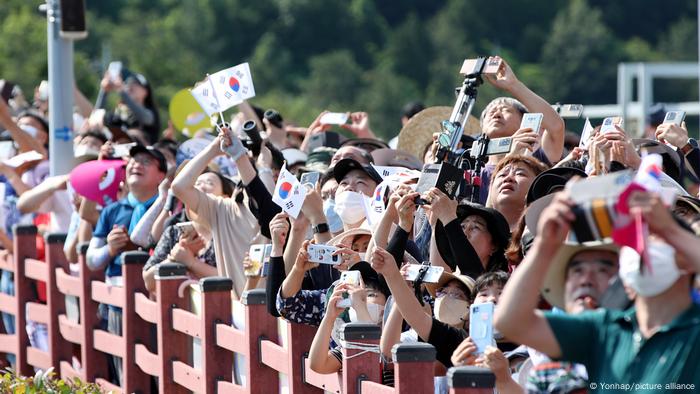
top-left (476, 58), bottom-right (565, 203)
top-left (495, 189), bottom-right (700, 389)
top-left (96, 71), bottom-right (160, 144)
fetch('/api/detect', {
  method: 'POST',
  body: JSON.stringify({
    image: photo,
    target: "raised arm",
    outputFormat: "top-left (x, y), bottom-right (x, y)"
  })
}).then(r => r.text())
top-left (371, 247), bottom-right (433, 341)
top-left (494, 193), bottom-right (573, 359)
top-left (0, 99), bottom-right (47, 156)
top-left (484, 57), bottom-right (565, 163)
top-left (171, 136), bottom-right (223, 212)
top-left (17, 175), bottom-right (68, 215)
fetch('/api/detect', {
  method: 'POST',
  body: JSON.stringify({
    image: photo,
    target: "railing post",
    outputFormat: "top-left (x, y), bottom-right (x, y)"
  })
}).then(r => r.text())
top-left (392, 342), bottom-right (437, 393)
top-left (12, 224), bottom-right (37, 377)
top-left (448, 366), bottom-right (495, 394)
top-left (287, 322), bottom-right (322, 393)
top-left (340, 323), bottom-right (382, 394)
top-left (121, 251), bottom-right (151, 393)
top-left (155, 263), bottom-right (190, 394)
top-left (77, 242), bottom-right (108, 383)
top-left (241, 288), bottom-right (278, 393)
top-left (199, 277), bottom-right (233, 394)
top-left (45, 233), bottom-right (72, 373)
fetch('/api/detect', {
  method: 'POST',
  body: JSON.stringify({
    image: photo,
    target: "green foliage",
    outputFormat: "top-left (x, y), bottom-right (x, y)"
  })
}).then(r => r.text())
top-left (0, 0), bottom-right (696, 140)
top-left (0, 367), bottom-right (104, 394)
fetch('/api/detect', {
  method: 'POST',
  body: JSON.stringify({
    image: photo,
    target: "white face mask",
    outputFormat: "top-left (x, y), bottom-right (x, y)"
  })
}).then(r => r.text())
top-left (348, 303), bottom-right (384, 325)
top-left (619, 240), bottom-right (680, 297)
top-left (74, 144), bottom-right (100, 158)
top-left (334, 190), bottom-right (366, 225)
top-left (20, 124), bottom-right (39, 138)
top-left (434, 296), bottom-right (469, 327)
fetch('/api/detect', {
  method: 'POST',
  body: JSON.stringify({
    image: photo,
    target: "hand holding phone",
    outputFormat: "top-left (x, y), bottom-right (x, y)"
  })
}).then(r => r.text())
top-left (662, 111), bottom-right (685, 126)
top-left (319, 112), bottom-right (349, 125)
top-left (308, 244), bottom-right (341, 265)
top-left (600, 116), bottom-right (624, 135)
top-left (469, 302), bottom-right (495, 355)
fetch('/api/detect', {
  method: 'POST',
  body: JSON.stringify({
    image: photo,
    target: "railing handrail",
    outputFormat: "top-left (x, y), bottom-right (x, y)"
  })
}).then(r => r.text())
top-left (0, 226), bottom-right (495, 393)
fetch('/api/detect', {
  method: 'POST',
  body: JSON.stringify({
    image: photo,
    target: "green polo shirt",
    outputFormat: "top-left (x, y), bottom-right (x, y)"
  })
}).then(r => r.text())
top-left (545, 304), bottom-right (700, 393)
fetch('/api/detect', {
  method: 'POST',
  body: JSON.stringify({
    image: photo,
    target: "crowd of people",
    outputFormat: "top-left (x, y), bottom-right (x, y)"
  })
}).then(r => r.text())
top-left (1, 55), bottom-right (700, 393)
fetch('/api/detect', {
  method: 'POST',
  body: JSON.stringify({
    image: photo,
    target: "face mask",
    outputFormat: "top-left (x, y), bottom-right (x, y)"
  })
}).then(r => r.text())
top-left (323, 198), bottom-right (344, 233)
top-left (434, 296), bottom-right (469, 327)
top-left (619, 240), bottom-right (680, 297)
top-left (348, 303), bottom-right (384, 325)
top-left (334, 191), bottom-right (366, 226)
top-left (19, 124), bottom-right (39, 138)
top-left (74, 144), bottom-right (100, 158)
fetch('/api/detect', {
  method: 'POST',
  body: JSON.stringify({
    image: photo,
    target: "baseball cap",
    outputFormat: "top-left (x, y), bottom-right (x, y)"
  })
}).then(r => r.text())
top-left (129, 144), bottom-right (167, 173)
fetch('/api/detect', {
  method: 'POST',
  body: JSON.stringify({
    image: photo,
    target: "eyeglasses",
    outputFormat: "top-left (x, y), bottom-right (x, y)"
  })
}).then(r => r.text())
top-left (436, 288), bottom-right (467, 301)
top-left (130, 155), bottom-right (155, 166)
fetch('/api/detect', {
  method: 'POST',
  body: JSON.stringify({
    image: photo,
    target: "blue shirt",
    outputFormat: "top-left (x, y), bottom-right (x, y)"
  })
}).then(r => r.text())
top-left (93, 199), bottom-right (136, 277)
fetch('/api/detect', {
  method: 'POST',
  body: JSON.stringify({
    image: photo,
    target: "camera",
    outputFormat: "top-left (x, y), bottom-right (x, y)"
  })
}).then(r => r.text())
top-left (241, 120), bottom-right (263, 157)
top-left (264, 109), bottom-right (284, 129)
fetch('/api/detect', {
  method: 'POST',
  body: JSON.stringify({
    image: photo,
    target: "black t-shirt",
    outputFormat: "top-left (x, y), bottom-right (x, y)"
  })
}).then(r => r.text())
top-left (425, 318), bottom-right (467, 368)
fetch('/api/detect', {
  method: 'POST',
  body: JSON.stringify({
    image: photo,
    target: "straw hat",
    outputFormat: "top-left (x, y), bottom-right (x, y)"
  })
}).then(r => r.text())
top-left (397, 106), bottom-right (481, 162)
top-left (541, 241), bottom-right (619, 309)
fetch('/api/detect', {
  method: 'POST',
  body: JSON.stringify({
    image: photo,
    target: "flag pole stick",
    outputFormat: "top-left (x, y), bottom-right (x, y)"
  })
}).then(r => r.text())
top-left (206, 73), bottom-right (227, 132)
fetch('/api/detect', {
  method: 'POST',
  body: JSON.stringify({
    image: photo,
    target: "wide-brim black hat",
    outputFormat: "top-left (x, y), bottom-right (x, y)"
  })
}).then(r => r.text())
top-left (434, 202), bottom-right (511, 270)
top-left (526, 166), bottom-right (587, 205)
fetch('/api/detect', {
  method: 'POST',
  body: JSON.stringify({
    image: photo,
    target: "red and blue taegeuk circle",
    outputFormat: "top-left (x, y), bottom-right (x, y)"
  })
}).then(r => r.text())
top-left (278, 182), bottom-right (292, 199)
top-left (375, 188), bottom-right (382, 201)
top-left (229, 77), bottom-right (240, 92)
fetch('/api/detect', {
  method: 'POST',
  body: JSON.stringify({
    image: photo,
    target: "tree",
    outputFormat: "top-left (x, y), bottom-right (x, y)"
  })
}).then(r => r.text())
top-left (303, 50), bottom-right (363, 108)
top-left (540, 0), bottom-right (621, 104)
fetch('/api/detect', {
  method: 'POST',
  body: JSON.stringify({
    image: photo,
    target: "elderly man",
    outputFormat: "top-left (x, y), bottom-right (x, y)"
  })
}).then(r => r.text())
top-left (475, 57), bottom-right (565, 204)
top-left (524, 241), bottom-right (620, 393)
top-left (496, 190), bottom-right (700, 392)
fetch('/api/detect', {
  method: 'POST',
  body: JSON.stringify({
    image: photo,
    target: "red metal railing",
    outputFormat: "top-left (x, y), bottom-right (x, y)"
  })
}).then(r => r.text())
top-left (0, 225), bottom-right (495, 393)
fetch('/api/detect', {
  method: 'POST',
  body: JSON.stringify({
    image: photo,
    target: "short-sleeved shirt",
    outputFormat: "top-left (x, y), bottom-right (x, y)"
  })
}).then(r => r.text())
top-left (93, 199), bottom-right (135, 278)
top-left (194, 191), bottom-right (259, 299)
top-left (545, 304), bottom-right (700, 392)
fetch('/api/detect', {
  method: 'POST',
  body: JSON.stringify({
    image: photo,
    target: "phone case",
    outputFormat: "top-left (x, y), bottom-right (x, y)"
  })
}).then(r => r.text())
top-left (246, 244), bottom-right (265, 276)
top-left (663, 111), bottom-right (685, 126)
top-left (469, 302), bottom-right (495, 355)
top-left (308, 244), bottom-right (340, 265)
top-left (404, 264), bottom-right (444, 283)
top-left (340, 271), bottom-right (361, 286)
top-left (520, 113), bottom-right (543, 135)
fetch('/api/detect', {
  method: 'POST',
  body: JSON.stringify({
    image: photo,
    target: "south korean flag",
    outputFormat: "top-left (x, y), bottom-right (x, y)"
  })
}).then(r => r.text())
top-left (272, 164), bottom-right (307, 219)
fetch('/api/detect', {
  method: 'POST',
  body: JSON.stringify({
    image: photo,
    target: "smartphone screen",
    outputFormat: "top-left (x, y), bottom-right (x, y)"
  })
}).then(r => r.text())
top-left (469, 302), bottom-right (494, 355)
top-left (663, 111), bottom-right (686, 126)
top-left (519, 113), bottom-right (544, 135)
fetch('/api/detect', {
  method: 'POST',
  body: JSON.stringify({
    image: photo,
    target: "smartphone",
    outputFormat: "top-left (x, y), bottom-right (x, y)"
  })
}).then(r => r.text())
top-left (340, 270), bottom-right (361, 286)
top-left (59, 0), bottom-right (88, 39)
top-left (307, 244), bottom-right (341, 265)
top-left (0, 141), bottom-right (15, 161)
top-left (175, 221), bottom-right (195, 234)
top-left (482, 57), bottom-right (503, 75)
top-left (600, 116), bottom-right (624, 135)
top-left (469, 302), bottom-right (495, 355)
top-left (246, 244), bottom-right (265, 277)
top-left (300, 171), bottom-right (320, 188)
top-left (0, 80), bottom-right (15, 104)
top-left (558, 104), bottom-right (584, 119)
top-left (319, 112), bottom-right (349, 125)
top-left (108, 61), bottom-right (123, 82)
top-left (663, 111), bottom-right (686, 126)
top-left (112, 142), bottom-right (136, 158)
top-left (519, 113), bottom-right (544, 135)
top-left (38, 80), bottom-right (49, 101)
top-left (403, 264), bottom-right (444, 283)
top-left (259, 244), bottom-right (273, 277)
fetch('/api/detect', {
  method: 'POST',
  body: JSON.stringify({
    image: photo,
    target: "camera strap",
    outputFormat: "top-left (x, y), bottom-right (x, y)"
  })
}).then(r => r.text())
top-left (413, 262), bottom-right (431, 306)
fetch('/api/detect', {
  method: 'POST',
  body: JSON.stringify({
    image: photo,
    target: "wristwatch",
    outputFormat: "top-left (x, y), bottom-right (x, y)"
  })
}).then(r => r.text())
top-left (681, 138), bottom-right (699, 155)
top-left (312, 223), bottom-right (329, 234)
